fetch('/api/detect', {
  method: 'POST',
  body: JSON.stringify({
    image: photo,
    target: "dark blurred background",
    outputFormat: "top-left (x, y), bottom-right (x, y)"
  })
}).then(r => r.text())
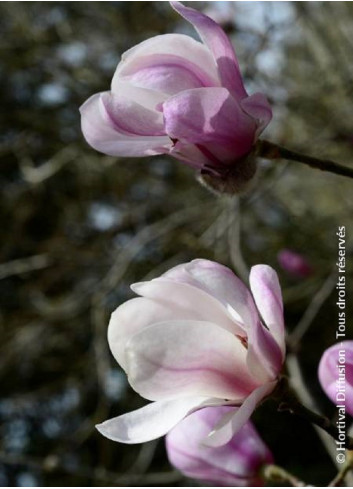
top-left (0, 1), bottom-right (352, 486)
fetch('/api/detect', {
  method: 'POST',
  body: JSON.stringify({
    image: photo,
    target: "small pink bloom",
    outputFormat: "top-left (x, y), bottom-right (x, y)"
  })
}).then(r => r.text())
top-left (166, 406), bottom-right (273, 487)
top-left (277, 249), bottom-right (313, 279)
top-left (318, 341), bottom-right (353, 417)
top-left (96, 259), bottom-right (285, 446)
top-left (80, 2), bottom-right (271, 180)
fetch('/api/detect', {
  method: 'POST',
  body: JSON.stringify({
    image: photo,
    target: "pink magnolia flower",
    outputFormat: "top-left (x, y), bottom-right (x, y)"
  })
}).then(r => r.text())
top-left (166, 406), bottom-right (273, 487)
top-left (80, 2), bottom-right (272, 187)
top-left (277, 249), bottom-right (313, 279)
top-left (318, 341), bottom-right (353, 417)
top-left (96, 259), bottom-right (285, 446)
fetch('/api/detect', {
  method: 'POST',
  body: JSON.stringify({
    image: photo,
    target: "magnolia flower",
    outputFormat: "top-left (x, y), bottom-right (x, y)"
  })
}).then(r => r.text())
top-left (318, 341), bottom-right (353, 417)
top-left (97, 259), bottom-right (285, 446)
top-left (166, 406), bottom-right (273, 486)
top-left (80, 2), bottom-right (272, 192)
top-left (277, 249), bottom-right (313, 279)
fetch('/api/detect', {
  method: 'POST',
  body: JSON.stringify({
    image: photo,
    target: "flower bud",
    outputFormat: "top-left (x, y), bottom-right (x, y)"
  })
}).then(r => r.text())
top-left (277, 249), bottom-right (313, 279)
top-left (166, 406), bottom-right (273, 486)
top-left (318, 341), bottom-right (353, 417)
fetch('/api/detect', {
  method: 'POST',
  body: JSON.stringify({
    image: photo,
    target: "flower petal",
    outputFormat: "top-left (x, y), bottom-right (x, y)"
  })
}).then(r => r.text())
top-left (80, 92), bottom-right (171, 157)
top-left (115, 53), bottom-right (218, 96)
top-left (108, 288), bottom-right (242, 372)
top-left (160, 260), bottom-right (283, 382)
top-left (170, 2), bottom-right (247, 99)
top-left (246, 321), bottom-right (283, 383)
top-left (161, 259), bottom-right (257, 328)
top-left (166, 406), bottom-right (273, 485)
top-left (163, 87), bottom-right (256, 163)
top-left (100, 91), bottom-right (165, 137)
top-left (96, 396), bottom-right (211, 444)
top-left (131, 278), bottom-right (244, 335)
top-left (169, 140), bottom-right (214, 170)
top-left (318, 341), bottom-right (353, 417)
top-left (240, 93), bottom-right (273, 136)
top-left (112, 33), bottom-right (220, 94)
top-left (126, 320), bottom-right (259, 402)
top-left (249, 265), bottom-right (286, 356)
top-left (205, 381), bottom-right (277, 447)
top-left (112, 79), bottom-right (167, 112)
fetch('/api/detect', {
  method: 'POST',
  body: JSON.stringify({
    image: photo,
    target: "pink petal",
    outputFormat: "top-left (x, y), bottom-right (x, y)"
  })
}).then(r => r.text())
top-left (240, 93), bottom-right (273, 136)
top-left (160, 260), bottom-right (283, 382)
top-left (114, 53), bottom-right (218, 96)
top-left (112, 33), bottom-right (219, 94)
top-left (163, 87), bottom-right (256, 164)
top-left (205, 381), bottom-right (277, 447)
top-left (162, 259), bottom-right (257, 328)
top-left (170, 2), bottom-right (247, 99)
top-left (246, 321), bottom-right (283, 383)
top-left (108, 288), bottom-right (242, 372)
top-left (96, 396), bottom-right (211, 444)
top-left (80, 92), bottom-right (171, 157)
top-left (249, 265), bottom-right (286, 357)
top-left (125, 320), bottom-right (259, 402)
top-left (111, 80), bottom-right (167, 112)
top-left (108, 296), bottom-right (196, 372)
top-left (319, 343), bottom-right (348, 387)
top-left (166, 406), bottom-right (273, 485)
top-left (319, 341), bottom-right (353, 387)
top-left (318, 341), bottom-right (353, 417)
top-left (131, 278), bottom-right (244, 335)
top-left (169, 140), bottom-right (214, 170)
top-left (101, 91), bottom-right (165, 137)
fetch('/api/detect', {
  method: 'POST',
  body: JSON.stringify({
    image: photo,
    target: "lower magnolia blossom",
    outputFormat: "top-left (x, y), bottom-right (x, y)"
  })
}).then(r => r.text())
top-left (96, 259), bottom-right (286, 446)
top-left (166, 406), bottom-right (273, 486)
top-left (318, 341), bottom-right (353, 417)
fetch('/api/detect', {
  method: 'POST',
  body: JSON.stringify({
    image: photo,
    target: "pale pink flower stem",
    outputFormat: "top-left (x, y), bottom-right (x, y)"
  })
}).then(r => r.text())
top-left (257, 139), bottom-right (353, 180)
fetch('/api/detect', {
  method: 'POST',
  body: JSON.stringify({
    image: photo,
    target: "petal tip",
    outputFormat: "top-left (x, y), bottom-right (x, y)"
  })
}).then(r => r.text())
top-left (95, 421), bottom-right (109, 438)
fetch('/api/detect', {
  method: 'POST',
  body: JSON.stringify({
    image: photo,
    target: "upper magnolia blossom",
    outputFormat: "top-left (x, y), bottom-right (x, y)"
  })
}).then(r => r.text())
top-left (96, 259), bottom-right (285, 446)
top-left (318, 341), bottom-right (353, 417)
top-left (166, 406), bottom-right (273, 487)
top-left (80, 2), bottom-right (272, 186)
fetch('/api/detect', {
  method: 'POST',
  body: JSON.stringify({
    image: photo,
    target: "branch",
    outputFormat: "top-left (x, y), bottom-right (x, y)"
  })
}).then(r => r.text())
top-left (262, 464), bottom-right (305, 487)
top-left (329, 459), bottom-right (353, 487)
top-left (275, 378), bottom-right (353, 450)
top-left (257, 140), bottom-right (353, 180)
top-left (0, 254), bottom-right (51, 280)
top-left (288, 270), bottom-right (336, 350)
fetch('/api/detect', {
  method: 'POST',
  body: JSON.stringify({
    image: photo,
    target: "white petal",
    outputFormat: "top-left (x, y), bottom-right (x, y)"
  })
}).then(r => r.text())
top-left (131, 278), bottom-right (244, 335)
top-left (108, 292), bottom-right (238, 372)
top-left (162, 259), bottom-right (258, 329)
top-left (96, 396), bottom-right (211, 444)
top-left (126, 320), bottom-right (258, 402)
top-left (205, 381), bottom-right (277, 447)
